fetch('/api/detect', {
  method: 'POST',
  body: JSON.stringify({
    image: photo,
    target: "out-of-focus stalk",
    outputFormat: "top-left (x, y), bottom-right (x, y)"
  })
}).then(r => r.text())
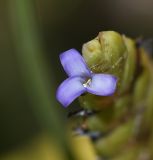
top-left (8, 0), bottom-right (70, 159)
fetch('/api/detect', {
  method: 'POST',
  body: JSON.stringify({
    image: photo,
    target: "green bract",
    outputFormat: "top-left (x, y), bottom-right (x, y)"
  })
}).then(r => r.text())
top-left (70, 31), bottom-right (153, 159)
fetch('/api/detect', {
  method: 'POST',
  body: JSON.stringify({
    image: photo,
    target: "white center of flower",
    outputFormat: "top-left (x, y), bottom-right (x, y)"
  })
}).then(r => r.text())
top-left (83, 78), bottom-right (92, 88)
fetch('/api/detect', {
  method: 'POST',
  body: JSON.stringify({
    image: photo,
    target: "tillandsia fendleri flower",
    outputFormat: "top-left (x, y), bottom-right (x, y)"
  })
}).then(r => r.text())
top-left (56, 49), bottom-right (117, 107)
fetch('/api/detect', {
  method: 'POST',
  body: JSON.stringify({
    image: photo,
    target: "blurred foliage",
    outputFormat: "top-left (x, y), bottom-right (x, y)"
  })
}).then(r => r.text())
top-left (0, 0), bottom-right (70, 159)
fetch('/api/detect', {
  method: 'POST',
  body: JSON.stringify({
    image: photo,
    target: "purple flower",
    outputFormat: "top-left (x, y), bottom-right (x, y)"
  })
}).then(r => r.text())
top-left (56, 49), bottom-right (117, 107)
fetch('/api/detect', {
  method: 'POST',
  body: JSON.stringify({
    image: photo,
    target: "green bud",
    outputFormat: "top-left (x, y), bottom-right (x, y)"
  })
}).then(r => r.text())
top-left (136, 51), bottom-right (153, 134)
top-left (87, 106), bottom-right (115, 132)
top-left (87, 115), bottom-right (108, 132)
top-left (82, 31), bottom-right (127, 82)
top-left (80, 31), bottom-right (128, 109)
top-left (112, 146), bottom-right (141, 160)
top-left (114, 94), bottom-right (131, 119)
top-left (95, 120), bottom-right (134, 157)
top-left (133, 70), bottom-right (149, 109)
top-left (120, 36), bottom-right (137, 92)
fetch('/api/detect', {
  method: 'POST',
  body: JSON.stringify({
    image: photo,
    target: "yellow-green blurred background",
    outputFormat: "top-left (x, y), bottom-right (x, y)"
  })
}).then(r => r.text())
top-left (0, 0), bottom-right (153, 159)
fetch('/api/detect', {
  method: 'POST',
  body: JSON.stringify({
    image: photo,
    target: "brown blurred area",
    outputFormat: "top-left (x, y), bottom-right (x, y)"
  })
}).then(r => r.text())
top-left (0, 0), bottom-right (153, 159)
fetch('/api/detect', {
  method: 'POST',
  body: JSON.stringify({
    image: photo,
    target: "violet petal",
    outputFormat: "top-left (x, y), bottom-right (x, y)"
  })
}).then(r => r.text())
top-left (60, 49), bottom-right (91, 77)
top-left (56, 76), bottom-right (86, 107)
top-left (86, 74), bottom-right (117, 96)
